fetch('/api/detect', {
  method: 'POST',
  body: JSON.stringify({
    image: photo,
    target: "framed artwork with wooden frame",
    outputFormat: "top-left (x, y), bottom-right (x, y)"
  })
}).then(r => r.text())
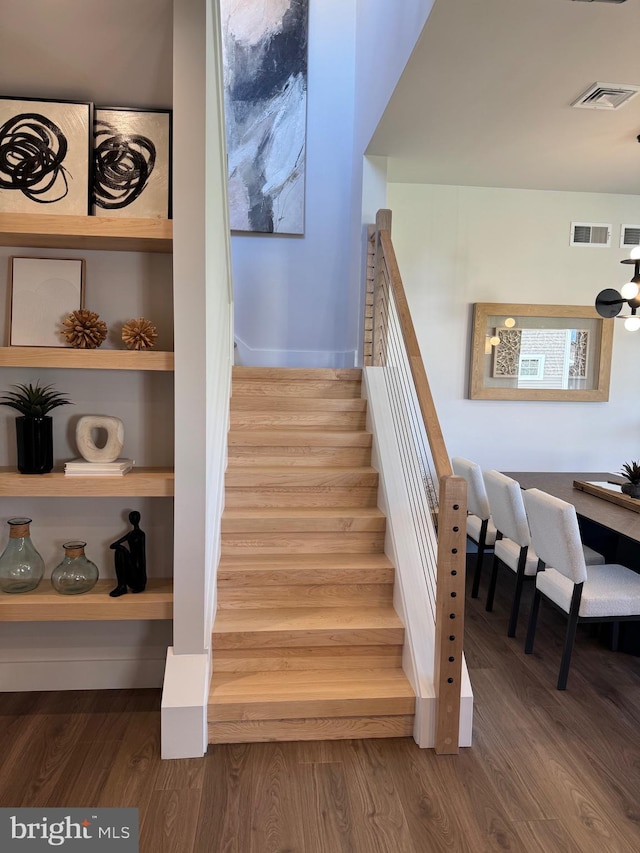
top-left (8, 257), bottom-right (86, 348)
top-left (469, 303), bottom-right (614, 401)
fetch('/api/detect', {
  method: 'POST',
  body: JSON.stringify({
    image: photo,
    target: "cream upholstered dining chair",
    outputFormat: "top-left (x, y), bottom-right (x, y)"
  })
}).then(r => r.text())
top-left (451, 457), bottom-right (497, 598)
top-left (483, 471), bottom-right (605, 639)
top-left (483, 470), bottom-right (540, 637)
top-left (523, 487), bottom-right (640, 690)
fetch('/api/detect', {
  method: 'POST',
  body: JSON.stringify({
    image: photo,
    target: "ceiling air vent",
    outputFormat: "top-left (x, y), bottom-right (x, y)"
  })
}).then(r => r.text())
top-left (570, 222), bottom-right (611, 247)
top-left (569, 1), bottom-right (627, 4)
top-left (620, 225), bottom-right (640, 248)
top-left (571, 83), bottom-right (640, 110)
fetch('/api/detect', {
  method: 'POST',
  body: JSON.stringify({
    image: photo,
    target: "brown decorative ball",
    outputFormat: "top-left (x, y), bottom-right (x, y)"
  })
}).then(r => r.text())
top-left (61, 309), bottom-right (108, 349)
top-left (122, 317), bottom-right (158, 351)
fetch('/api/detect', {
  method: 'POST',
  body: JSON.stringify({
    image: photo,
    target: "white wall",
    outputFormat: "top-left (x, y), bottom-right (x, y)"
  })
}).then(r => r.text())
top-left (353, 0), bottom-right (435, 154)
top-left (232, 0), bottom-right (358, 368)
top-left (387, 183), bottom-right (640, 472)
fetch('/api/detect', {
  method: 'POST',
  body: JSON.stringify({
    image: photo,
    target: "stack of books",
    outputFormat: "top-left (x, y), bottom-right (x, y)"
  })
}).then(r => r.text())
top-left (64, 458), bottom-right (135, 477)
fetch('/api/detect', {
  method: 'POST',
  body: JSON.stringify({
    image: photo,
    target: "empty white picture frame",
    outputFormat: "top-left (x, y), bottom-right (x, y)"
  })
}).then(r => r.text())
top-left (9, 256), bottom-right (85, 347)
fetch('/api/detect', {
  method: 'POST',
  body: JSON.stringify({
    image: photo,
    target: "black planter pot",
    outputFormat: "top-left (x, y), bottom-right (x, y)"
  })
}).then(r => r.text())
top-left (621, 482), bottom-right (640, 500)
top-left (15, 416), bottom-right (53, 475)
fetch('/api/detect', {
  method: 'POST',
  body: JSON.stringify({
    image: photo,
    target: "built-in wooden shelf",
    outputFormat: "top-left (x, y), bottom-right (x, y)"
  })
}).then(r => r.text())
top-left (0, 578), bottom-right (173, 621)
top-left (0, 467), bottom-right (174, 497)
top-left (0, 347), bottom-right (174, 371)
top-left (0, 212), bottom-right (172, 253)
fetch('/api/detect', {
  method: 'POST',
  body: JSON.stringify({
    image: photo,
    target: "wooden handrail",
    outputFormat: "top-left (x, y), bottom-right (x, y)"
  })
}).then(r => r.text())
top-left (378, 229), bottom-right (452, 481)
top-left (368, 208), bottom-right (467, 754)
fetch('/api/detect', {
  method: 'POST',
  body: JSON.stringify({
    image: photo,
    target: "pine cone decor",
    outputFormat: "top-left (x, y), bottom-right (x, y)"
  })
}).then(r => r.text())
top-left (61, 309), bottom-right (108, 349)
top-left (122, 317), bottom-right (158, 351)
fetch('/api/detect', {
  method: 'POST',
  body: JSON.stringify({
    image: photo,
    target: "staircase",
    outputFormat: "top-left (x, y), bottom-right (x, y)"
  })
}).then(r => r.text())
top-left (208, 367), bottom-right (415, 744)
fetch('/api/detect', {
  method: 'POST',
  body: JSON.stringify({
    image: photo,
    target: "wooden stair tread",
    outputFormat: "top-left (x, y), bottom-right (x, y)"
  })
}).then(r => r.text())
top-left (214, 606), bottom-right (403, 633)
top-left (209, 668), bottom-right (414, 702)
top-left (232, 367), bottom-right (362, 381)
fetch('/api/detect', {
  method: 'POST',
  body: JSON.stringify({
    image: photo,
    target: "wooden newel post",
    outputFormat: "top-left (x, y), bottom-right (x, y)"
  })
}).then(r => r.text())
top-left (434, 474), bottom-right (467, 754)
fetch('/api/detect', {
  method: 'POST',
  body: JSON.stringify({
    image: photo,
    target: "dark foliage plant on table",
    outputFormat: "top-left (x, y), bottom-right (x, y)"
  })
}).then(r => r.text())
top-left (619, 460), bottom-right (640, 498)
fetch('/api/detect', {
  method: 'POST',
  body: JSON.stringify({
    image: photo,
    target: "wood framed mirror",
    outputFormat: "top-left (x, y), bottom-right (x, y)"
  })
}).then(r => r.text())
top-left (469, 303), bottom-right (614, 401)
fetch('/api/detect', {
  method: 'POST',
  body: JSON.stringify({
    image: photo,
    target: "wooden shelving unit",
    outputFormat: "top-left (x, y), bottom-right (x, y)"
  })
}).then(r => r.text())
top-left (0, 212), bottom-right (172, 253)
top-left (0, 578), bottom-right (173, 621)
top-left (0, 347), bottom-right (174, 371)
top-left (0, 212), bottom-right (175, 637)
top-left (0, 467), bottom-right (174, 497)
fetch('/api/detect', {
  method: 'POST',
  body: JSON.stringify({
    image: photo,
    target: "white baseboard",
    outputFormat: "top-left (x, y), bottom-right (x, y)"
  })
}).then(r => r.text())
top-left (0, 657), bottom-right (166, 691)
top-left (234, 334), bottom-right (356, 368)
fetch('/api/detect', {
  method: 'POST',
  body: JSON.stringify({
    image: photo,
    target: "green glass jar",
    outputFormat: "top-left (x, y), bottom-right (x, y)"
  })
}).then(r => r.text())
top-left (0, 517), bottom-right (45, 593)
top-left (51, 541), bottom-right (99, 595)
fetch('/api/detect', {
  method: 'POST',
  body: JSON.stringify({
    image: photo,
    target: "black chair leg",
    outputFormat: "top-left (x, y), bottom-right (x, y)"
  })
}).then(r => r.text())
top-left (471, 520), bottom-right (488, 599)
top-left (557, 585), bottom-right (583, 690)
top-left (485, 554), bottom-right (500, 612)
top-left (611, 621), bottom-right (620, 653)
top-left (525, 588), bottom-right (541, 654)
top-left (508, 552), bottom-right (527, 638)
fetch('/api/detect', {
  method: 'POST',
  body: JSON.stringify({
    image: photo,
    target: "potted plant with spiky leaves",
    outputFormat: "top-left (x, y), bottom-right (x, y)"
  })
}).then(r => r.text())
top-left (0, 382), bottom-right (72, 474)
top-left (619, 460), bottom-right (640, 499)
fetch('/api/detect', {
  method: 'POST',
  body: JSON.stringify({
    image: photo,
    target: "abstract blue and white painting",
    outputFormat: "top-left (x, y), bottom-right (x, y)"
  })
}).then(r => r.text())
top-left (221, 0), bottom-right (308, 234)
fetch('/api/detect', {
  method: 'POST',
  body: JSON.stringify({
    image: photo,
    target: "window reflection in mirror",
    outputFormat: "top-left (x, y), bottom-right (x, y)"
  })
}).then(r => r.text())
top-left (470, 304), bottom-right (613, 401)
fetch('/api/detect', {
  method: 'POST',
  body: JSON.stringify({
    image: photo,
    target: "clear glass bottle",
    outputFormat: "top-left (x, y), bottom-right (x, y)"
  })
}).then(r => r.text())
top-left (0, 517), bottom-right (45, 593)
top-left (51, 541), bottom-right (99, 595)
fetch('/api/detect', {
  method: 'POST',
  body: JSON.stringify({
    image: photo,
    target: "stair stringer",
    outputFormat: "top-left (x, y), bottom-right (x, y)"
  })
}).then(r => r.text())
top-left (362, 367), bottom-right (474, 748)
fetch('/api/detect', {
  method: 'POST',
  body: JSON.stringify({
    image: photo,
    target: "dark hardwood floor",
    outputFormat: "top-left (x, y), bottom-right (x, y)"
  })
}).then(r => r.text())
top-left (2, 567), bottom-right (640, 852)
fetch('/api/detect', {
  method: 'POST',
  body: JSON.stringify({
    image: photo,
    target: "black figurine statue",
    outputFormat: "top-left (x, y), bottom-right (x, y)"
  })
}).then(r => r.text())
top-left (109, 510), bottom-right (146, 597)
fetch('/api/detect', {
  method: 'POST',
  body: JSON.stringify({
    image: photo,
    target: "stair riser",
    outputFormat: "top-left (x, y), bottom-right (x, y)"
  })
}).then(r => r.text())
top-left (221, 516), bottom-right (385, 534)
top-left (214, 626), bottom-right (404, 649)
top-left (225, 470), bottom-right (378, 488)
top-left (217, 568), bottom-right (395, 586)
top-left (209, 715), bottom-right (414, 743)
top-left (231, 398), bottom-right (366, 412)
top-left (217, 584), bottom-right (393, 609)
top-left (230, 412), bottom-right (367, 430)
top-left (213, 646), bottom-right (403, 672)
top-left (232, 380), bottom-right (362, 399)
top-left (221, 533), bottom-right (385, 555)
top-left (224, 488), bottom-right (379, 508)
top-left (228, 430), bottom-right (372, 447)
top-left (228, 447), bottom-right (372, 467)
top-left (232, 368), bottom-right (362, 382)
top-left (208, 696), bottom-right (415, 722)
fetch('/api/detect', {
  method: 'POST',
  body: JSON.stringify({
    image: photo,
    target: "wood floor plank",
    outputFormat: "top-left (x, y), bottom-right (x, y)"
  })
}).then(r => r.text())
top-left (141, 789), bottom-right (202, 853)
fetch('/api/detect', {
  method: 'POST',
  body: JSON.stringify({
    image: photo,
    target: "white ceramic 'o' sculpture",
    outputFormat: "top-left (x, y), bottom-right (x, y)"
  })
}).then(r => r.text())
top-left (76, 415), bottom-right (124, 463)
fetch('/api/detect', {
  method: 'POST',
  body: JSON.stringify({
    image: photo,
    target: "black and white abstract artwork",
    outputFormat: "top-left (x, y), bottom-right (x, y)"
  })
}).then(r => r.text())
top-left (0, 97), bottom-right (91, 215)
top-left (93, 107), bottom-right (172, 219)
top-left (221, 0), bottom-right (309, 234)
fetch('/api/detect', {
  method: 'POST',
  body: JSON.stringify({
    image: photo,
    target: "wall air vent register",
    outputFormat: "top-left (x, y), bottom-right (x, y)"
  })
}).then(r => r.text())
top-left (570, 223), bottom-right (612, 247)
